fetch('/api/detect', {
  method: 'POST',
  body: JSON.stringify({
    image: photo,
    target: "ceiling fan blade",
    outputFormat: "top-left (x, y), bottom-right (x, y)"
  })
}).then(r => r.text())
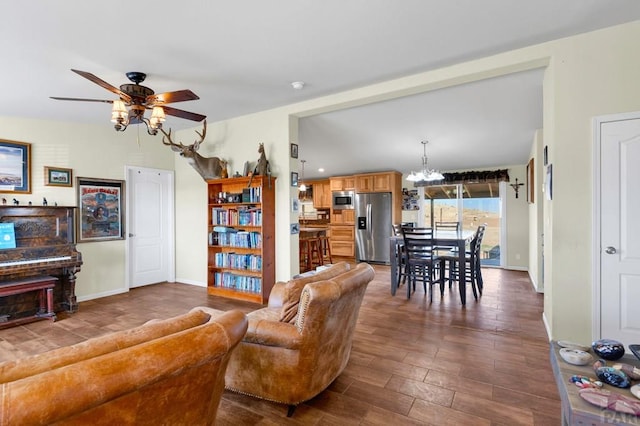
top-left (50, 96), bottom-right (114, 104)
top-left (162, 106), bottom-right (206, 122)
top-left (147, 89), bottom-right (199, 105)
top-left (70, 69), bottom-right (132, 103)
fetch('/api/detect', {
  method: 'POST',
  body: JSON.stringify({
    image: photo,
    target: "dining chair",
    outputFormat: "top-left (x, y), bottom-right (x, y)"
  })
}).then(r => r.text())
top-left (439, 224), bottom-right (486, 300)
top-left (401, 227), bottom-right (443, 301)
top-left (392, 224), bottom-right (407, 287)
top-left (434, 221), bottom-right (461, 286)
top-left (435, 221), bottom-right (460, 232)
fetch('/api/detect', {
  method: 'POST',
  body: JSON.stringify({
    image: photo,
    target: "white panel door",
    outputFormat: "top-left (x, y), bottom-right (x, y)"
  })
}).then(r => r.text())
top-left (127, 167), bottom-right (174, 288)
top-left (599, 115), bottom-right (640, 343)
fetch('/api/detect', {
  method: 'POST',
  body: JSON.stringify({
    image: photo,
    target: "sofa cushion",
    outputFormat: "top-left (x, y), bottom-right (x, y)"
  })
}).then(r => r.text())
top-left (279, 262), bottom-right (351, 323)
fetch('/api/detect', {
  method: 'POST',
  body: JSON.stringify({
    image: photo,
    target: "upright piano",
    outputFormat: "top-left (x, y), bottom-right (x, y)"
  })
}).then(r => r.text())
top-left (0, 206), bottom-right (82, 326)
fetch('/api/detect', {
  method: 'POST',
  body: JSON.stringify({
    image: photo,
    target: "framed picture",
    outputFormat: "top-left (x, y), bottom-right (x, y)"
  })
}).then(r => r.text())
top-left (291, 172), bottom-right (298, 187)
top-left (290, 143), bottom-right (299, 159)
top-left (0, 139), bottom-right (31, 194)
top-left (545, 164), bottom-right (553, 201)
top-left (76, 177), bottom-right (125, 242)
top-left (44, 166), bottom-right (73, 187)
top-left (291, 197), bottom-right (300, 212)
top-left (543, 145), bottom-right (548, 166)
top-left (526, 158), bottom-right (534, 204)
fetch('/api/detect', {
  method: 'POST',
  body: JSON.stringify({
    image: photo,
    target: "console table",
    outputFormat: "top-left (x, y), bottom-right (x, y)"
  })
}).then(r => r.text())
top-left (549, 341), bottom-right (640, 425)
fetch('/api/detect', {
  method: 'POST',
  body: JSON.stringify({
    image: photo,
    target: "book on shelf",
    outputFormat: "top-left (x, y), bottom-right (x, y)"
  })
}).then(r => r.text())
top-left (214, 252), bottom-right (262, 271)
top-left (212, 207), bottom-right (262, 226)
top-left (214, 272), bottom-right (262, 293)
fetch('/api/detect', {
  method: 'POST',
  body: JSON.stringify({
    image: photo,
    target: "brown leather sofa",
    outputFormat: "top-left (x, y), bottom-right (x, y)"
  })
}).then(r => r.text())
top-left (0, 307), bottom-right (247, 426)
top-left (224, 262), bottom-right (375, 415)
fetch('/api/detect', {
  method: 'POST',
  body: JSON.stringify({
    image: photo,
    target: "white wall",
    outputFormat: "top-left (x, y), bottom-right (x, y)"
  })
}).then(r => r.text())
top-left (0, 116), bottom-right (175, 300)
top-left (172, 20), bottom-right (640, 343)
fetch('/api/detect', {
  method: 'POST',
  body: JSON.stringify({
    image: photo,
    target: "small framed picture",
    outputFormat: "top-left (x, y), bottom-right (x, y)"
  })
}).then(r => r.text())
top-left (44, 166), bottom-right (73, 187)
top-left (291, 198), bottom-right (300, 212)
top-left (543, 145), bottom-right (548, 166)
top-left (291, 172), bottom-right (299, 187)
top-left (545, 164), bottom-right (553, 201)
top-left (290, 143), bottom-right (299, 159)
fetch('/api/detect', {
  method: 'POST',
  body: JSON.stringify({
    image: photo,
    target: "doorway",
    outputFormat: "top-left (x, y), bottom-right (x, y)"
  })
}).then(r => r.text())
top-left (126, 166), bottom-right (175, 288)
top-left (593, 112), bottom-right (640, 343)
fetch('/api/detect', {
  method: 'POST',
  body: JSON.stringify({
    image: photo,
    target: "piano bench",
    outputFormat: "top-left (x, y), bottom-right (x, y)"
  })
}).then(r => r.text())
top-left (0, 275), bottom-right (58, 329)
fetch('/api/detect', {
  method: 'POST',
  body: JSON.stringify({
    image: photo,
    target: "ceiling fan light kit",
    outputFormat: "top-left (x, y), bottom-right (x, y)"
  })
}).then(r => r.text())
top-left (51, 69), bottom-right (206, 136)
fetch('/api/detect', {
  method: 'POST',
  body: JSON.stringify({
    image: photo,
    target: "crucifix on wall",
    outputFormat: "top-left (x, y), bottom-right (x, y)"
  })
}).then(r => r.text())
top-left (509, 178), bottom-right (524, 198)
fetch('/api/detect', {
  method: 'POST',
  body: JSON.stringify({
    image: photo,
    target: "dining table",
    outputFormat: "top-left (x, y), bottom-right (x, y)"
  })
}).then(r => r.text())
top-left (389, 229), bottom-right (475, 305)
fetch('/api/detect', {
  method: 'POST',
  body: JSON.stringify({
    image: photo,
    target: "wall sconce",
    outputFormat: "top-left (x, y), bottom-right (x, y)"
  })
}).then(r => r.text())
top-left (509, 178), bottom-right (524, 198)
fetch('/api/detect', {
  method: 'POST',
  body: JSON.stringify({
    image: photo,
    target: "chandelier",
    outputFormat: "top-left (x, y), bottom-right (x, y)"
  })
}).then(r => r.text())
top-left (299, 159), bottom-right (307, 191)
top-left (111, 101), bottom-right (166, 135)
top-left (406, 140), bottom-right (444, 182)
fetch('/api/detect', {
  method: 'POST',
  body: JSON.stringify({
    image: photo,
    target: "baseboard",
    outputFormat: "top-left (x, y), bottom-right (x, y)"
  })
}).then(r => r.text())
top-left (174, 278), bottom-right (206, 287)
top-left (542, 311), bottom-right (552, 341)
top-left (77, 287), bottom-right (128, 303)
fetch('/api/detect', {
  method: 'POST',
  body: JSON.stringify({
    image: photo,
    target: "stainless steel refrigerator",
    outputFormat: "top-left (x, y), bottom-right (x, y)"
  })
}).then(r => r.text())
top-left (355, 192), bottom-right (392, 264)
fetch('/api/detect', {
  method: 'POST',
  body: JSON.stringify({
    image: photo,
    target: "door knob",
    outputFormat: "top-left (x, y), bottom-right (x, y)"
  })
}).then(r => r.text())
top-left (128, 233), bottom-right (135, 237)
top-left (605, 246), bottom-right (617, 254)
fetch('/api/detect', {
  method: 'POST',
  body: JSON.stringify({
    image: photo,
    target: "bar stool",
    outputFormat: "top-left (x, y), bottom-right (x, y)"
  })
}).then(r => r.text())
top-left (299, 235), bottom-right (322, 272)
top-left (318, 234), bottom-right (332, 265)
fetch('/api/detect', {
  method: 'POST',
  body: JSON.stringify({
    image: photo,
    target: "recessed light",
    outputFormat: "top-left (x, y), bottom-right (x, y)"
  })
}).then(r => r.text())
top-left (318, 168), bottom-right (325, 173)
top-left (291, 81), bottom-right (305, 90)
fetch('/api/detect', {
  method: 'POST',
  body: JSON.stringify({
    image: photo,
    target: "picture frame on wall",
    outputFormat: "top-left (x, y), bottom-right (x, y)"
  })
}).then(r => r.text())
top-left (526, 158), bottom-right (534, 204)
top-left (44, 166), bottom-right (73, 187)
top-left (291, 172), bottom-right (299, 187)
top-left (290, 143), bottom-right (299, 159)
top-left (76, 177), bottom-right (125, 242)
top-left (545, 164), bottom-right (553, 201)
top-left (0, 139), bottom-right (31, 194)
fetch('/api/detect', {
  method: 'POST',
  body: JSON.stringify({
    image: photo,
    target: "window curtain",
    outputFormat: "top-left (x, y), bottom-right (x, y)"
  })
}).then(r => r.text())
top-left (412, 169), bottom-right (510, 186)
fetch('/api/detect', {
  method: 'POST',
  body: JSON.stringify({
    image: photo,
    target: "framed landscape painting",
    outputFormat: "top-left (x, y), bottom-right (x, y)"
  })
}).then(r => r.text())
top-left (45, 166), bottom-right (73, 187)
top-left (76, 177), bottom-right (125, 242)
top-left (0, 139), bottom-right (31, 194)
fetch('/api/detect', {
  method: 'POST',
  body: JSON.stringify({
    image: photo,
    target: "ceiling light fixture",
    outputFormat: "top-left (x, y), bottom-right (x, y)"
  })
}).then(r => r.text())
top-left (299, 159), bottom-right (307, 191)
top-left (406, 140), bottom-right (444, 183)
top-left (291, 81), bottom-right (305, 90)
top-left (111, 101), bottom-right (166, 135)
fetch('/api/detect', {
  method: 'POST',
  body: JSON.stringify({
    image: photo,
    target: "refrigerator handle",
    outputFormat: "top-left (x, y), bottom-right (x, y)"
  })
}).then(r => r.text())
top-left (367, 203), bottom-right (372, 230)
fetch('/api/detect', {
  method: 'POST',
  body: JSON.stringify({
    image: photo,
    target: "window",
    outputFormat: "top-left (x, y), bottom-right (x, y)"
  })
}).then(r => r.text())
top-left (423, 182), bottom-right (501, 266)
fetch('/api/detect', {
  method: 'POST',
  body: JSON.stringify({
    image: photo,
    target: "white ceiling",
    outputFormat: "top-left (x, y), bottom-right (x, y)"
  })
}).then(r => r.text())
top-left (2, 1), bottom-right (640, 180)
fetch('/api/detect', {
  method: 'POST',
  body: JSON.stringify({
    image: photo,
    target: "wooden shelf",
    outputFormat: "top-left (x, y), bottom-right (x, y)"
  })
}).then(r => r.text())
top-left (206, 176), bottom-right (276, 305)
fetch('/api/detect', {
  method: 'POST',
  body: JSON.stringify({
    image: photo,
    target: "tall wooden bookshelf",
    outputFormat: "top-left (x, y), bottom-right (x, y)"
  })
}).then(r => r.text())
top-left (207, 176), bottom-right (276, 304)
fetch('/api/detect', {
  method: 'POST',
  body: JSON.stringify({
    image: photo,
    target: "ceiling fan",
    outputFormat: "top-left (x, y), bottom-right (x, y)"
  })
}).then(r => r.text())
top-left (51, 69), bottom-right (206, 135)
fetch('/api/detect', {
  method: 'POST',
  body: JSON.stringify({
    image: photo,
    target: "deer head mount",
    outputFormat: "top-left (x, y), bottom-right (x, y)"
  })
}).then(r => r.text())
top-left (160, 120), bottom-right (227, 181)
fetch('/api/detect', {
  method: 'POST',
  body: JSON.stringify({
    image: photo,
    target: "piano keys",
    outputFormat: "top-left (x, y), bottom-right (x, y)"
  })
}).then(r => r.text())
top-left (0, 206), bottom-right (82, 325)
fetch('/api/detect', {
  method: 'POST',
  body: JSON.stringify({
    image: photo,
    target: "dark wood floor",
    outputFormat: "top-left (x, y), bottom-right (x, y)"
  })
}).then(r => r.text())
top-left (0, 265), bottom-right (560, 425)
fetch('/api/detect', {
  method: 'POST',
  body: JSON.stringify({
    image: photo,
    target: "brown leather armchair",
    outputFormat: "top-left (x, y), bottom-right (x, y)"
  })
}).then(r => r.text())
top-left (224, 262), bottom-right (375, 416)
top-left (0, 308), bottom-right (247, 426)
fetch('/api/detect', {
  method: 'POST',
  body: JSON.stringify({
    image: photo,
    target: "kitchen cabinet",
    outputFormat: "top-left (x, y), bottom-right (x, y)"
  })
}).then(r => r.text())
top-left (329, 176), bottom-right (355, 191)
top-left (310, 179), bottom-right (331, 209)
top-left (355, 171), bottom-right (398, 193)
top-left (329, 224), bottom-right (355, 257)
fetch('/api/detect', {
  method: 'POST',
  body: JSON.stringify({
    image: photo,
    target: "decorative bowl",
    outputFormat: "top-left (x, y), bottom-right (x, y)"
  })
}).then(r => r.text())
top-left (592, 339), bottom-right (625, 361)
top-left (630, 344), bottom-right (640, 362)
